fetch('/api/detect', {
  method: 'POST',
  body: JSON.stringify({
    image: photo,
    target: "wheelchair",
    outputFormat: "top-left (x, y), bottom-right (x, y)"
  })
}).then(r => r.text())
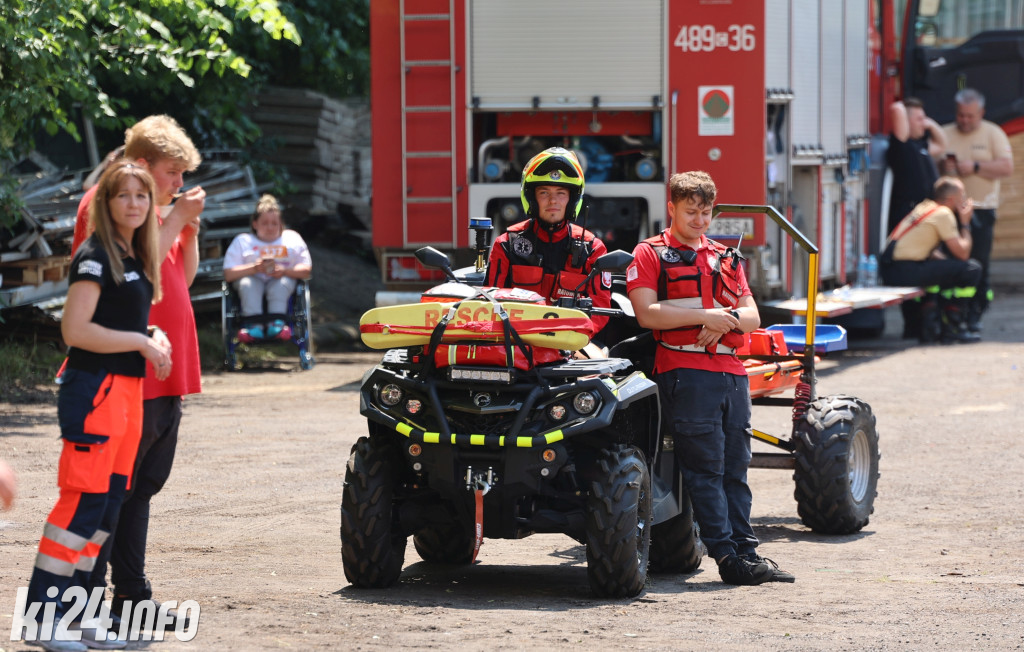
top-left (221, 278), bottom-right (315, 371)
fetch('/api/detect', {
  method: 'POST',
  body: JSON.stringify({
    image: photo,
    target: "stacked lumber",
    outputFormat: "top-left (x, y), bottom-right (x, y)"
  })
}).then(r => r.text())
top-left (248, 87), bottom-right (371, 227)
top-left (0, 255), bottom-right (71, 286)
top-left (993, 130), bottom-right (1024, 260)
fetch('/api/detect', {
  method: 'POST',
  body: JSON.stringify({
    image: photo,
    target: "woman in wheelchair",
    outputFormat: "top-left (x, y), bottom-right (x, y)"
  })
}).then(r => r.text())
top-left (223, 194), bottom-right (312, 342)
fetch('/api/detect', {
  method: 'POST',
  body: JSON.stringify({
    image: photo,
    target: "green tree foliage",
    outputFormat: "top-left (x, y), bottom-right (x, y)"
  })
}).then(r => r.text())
top-left (99, 0), bottom-right (370, 152)
top-left (240, 0), bottom-right (370, 99)
top-left (0, 0), bottom-right (301, 227)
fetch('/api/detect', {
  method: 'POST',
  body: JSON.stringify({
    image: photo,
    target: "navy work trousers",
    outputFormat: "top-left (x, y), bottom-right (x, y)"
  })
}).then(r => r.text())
top-left (655, 367), bottom-right (758, 561)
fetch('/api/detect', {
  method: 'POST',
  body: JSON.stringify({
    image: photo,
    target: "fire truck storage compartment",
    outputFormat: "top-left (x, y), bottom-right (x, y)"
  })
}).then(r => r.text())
top-left (467, 0), bottom-right (666, 255)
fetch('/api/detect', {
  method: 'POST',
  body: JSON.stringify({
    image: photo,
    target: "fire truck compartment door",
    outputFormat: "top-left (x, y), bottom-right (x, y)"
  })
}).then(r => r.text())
top-left (469, 1), bottom-right (664, 110)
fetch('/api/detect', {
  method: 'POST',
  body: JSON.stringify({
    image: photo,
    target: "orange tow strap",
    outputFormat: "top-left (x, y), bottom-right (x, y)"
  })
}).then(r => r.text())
top-left (472, 488), bottom-right (484, 563)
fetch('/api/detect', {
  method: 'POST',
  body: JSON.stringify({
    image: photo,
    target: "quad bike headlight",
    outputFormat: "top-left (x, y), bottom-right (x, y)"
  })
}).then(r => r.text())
top-left (405, 398), bottom-right (422, 414)
top-left (573, 391), bottom-right (598, 415)
top-left (379, 383), bottom-right (404, 407)
top-left (548, 404), bottom-right (567, 421)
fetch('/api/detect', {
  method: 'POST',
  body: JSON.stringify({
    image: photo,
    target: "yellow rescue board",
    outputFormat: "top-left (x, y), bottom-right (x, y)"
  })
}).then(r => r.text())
top-left (360, 300), bottom-right (593, 350)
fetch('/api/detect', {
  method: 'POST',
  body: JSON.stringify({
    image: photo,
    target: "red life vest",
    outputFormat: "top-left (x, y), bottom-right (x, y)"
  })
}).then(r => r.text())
top-left (503, 221), bottom-right (593, 303)
top-left (643, 235), bottom-right (746, 354)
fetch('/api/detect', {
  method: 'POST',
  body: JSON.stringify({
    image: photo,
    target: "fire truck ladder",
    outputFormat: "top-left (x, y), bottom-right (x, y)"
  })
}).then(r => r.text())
top-left (400, 0), bottom-right (457, 248)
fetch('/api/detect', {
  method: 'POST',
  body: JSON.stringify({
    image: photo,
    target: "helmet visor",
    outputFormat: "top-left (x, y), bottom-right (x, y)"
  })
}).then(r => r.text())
top-left (531, 155), bottom-right (581, 179)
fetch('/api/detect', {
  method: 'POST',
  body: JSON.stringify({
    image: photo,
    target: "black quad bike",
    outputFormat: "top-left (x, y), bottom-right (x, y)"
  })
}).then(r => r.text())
top-left (342, 206), bottom-right (881, 596)
top-left (342, 245), bottom-right (703, 598)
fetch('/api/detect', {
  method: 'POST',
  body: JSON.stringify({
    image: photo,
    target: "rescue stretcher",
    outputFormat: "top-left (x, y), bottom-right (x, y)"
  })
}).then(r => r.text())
top-left (359, 296), bottom-right (845, 402)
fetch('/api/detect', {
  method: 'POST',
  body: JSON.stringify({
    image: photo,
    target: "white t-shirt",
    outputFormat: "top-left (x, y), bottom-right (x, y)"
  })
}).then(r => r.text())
top-left (223, 230), bottom-right (312, 281)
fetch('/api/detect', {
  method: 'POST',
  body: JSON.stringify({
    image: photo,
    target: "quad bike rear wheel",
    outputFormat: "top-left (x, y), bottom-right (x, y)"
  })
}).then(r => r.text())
top-left (648, 484), bottom-right (704, 574)
top-left (413, 521), bottom-right (475, 565)
top-left (341, 436), bottom-right (407, 587)
top-left (793, 395), bottom-right (880, 534)
top-left (585, 445), bottom-right (652, 598)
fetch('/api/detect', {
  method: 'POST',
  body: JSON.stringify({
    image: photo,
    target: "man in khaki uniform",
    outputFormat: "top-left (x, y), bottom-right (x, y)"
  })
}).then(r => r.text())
top-left (880, 177), bottom-right (981, 344)
top-left (938, 88), bottom-right (1013, 335)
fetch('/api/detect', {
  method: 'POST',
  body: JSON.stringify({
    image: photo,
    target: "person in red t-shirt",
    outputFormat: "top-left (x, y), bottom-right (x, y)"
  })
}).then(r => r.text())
top-left (626, 170), bottom-right (793, 586)
top-left (72, 115), bottom-right (205, 628)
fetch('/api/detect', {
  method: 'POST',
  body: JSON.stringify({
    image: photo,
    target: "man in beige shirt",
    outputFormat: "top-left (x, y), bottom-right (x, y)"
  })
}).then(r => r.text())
top-left (938, 88), bottom-right (1013, 335)
top-left (881, 177), bottom-right (982, 344)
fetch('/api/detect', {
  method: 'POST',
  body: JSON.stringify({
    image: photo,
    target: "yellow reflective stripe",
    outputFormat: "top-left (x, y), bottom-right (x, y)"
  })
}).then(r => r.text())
top-left (396, 423), bottom-right (413, 437)
top-left (469, 434), bottom-right (484, 446)
top-left (423, 432), bottom-right (440, 443)
top-left (543, 430), bottom-right (564, 444)
top-left (450, 433), bottom-right (457, 444)
top-left (499, 436), bottom-right (505, 446)
top-left (516, 436), bottom-right (533, 447)
top-left (751, 429), bottom-right (780, 445)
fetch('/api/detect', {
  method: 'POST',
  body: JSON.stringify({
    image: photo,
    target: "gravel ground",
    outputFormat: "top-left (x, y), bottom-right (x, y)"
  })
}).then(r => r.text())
top-left (1, 254), bottom-right (1022, 651)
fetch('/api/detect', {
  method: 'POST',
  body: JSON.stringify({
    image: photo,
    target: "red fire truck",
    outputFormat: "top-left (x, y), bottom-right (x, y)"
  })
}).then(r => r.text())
top-left (370, 0), bottom-right (1023, 306)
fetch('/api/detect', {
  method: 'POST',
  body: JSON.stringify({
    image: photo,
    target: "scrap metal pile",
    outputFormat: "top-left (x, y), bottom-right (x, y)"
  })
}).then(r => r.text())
top-left (0, 151), bottom-right (265, 316)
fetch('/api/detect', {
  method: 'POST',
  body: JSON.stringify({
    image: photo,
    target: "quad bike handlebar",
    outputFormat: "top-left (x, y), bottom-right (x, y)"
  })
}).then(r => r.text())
top-left (414, 245), bottom-right (635, 320)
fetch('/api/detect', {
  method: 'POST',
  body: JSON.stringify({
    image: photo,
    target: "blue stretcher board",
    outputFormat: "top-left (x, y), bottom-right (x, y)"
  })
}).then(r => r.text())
top-left (765, 324), bottom-right (848, 353)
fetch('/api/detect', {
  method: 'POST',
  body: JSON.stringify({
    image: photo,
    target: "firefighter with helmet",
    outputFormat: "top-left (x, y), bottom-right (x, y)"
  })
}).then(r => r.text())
top-left (485, 146), bottom-right (612, 335)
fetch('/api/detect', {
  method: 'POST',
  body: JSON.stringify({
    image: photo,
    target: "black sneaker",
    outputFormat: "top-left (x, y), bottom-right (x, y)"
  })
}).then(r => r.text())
top-left (944, 326), bottom-right (981, 344)
top-left (111, 597), bottom-right (188, 632)
top-left (741, 552), bottom-right (796, 582)
top-left (717, 553), bottom-right (773, 586)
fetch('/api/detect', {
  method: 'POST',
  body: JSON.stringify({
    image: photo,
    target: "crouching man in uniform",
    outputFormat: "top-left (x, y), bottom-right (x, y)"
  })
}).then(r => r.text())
top-left (881, 176), bottom-right (981, 344)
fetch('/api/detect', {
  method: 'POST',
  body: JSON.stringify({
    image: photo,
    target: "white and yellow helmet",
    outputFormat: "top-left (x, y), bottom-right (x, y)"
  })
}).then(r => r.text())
top-left (520, 147), bottom-right (585, 221)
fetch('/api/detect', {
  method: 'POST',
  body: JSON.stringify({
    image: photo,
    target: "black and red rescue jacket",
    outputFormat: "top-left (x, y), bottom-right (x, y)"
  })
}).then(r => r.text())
top-left (642, 235), bottom-right (746, 354)
top-left (487, 219), bottom-right (610, 332)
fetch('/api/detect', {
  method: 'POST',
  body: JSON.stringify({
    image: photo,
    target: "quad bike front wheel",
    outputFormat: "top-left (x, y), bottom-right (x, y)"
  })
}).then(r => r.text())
top-left (793, 395), bottom-right (880, 534)
top-left (413, 521), bottom-right (476, 565)
top-left (341, 436), bottom-right (407, 587)
top-left (585, 445), bottom-right (652, 598)
top-left (648, 483), bottom-right (704, 574)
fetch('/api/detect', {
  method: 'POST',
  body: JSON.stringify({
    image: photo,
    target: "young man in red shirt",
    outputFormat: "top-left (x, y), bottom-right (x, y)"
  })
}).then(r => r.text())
top-left (626, 170), bottom-right (793, 585)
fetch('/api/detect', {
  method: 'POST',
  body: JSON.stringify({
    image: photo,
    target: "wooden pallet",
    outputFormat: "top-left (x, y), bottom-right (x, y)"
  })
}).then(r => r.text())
top-left (993, 130), bottom-right (1024, 260)
top-left (0, 255), bottom-right (71, 286)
